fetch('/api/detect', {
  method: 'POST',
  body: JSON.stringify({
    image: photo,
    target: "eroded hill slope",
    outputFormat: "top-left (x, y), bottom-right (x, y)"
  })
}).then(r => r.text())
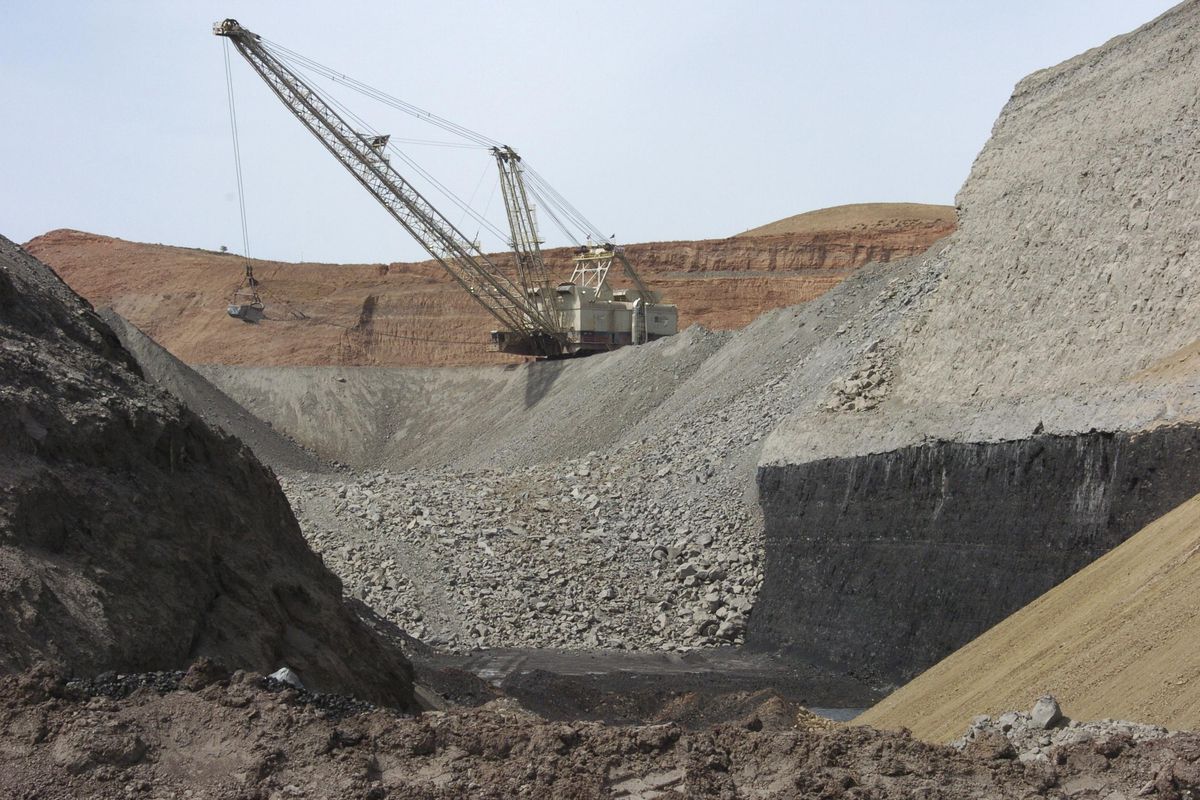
top-left (25, 203), bottom-right (952, 367)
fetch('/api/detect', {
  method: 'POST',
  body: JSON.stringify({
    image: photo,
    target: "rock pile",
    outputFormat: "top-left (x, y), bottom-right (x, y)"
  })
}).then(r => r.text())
top-left (284, 452), bottom-right (763, 652)
top-left (274, 256), bottom-right (938, 652)
top-left (955, 696), bottom-right (1171, 764)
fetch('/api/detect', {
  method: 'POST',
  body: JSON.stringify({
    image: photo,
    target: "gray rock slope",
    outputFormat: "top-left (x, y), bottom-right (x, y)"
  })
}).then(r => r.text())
top-left (0, 235), bottom-right (414, 707)
top-left (765, 0), bottom-right (1200, 463)
top-left (199, 253), bottom-right (935, 655)
top-left (100, 309), bottom-right (322, 473)
top-left (180, 4), bottom-right (1200, 681)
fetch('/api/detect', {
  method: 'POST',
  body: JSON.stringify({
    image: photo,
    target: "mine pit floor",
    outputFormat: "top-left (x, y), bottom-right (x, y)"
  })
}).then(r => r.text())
top-left (415, 646), bottom-right (881, 728)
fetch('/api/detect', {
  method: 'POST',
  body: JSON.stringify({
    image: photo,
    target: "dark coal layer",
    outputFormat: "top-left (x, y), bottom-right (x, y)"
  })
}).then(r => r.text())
top-left (751, 424), bottom-right (1200, 685)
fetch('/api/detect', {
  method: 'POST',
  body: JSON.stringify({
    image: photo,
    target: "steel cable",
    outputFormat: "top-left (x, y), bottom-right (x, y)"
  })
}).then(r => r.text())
top-left (223, 40), bottom-right (253, 265)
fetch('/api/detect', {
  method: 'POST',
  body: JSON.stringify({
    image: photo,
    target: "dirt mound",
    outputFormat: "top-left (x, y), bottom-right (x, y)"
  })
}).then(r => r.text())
top-left (24, 214), bottom-right (952, 367)
top-left (856, 490), bottom-right (1200, 742)
top-left (6, 663), bottom-right (1198, 798)
top-left (736, 202), bottom-right (955, 238)
top-left (0, 234), bottom-right (413, 706)
top-left (98, 308), bottom-right (323, 473)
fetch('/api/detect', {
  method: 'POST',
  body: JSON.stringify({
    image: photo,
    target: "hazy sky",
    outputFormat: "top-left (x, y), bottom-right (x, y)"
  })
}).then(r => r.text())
top-left (1, 1), bottom-right (1179, 264)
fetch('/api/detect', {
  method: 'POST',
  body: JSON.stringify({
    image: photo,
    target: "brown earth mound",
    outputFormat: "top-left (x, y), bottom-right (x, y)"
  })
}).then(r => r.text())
top-left (0, 234), bottom-right (413, 707)
top-left (25, 204), bottom-right (953, 367)
top-left (6, 663), bottom-right (1198, 798)
top-left (856, 491), bottom-right (1200, 743)
top-left (736, 202), bottom-right (955, 238)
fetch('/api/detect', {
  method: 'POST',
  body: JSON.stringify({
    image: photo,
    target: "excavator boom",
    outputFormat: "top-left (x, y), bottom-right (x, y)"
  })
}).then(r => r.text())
top-left (492, 145), bottom-right (561, 333)
top-left (214, 19), bottom-right (564, 352)
top-left (216, 19), bottom-right (676, 358)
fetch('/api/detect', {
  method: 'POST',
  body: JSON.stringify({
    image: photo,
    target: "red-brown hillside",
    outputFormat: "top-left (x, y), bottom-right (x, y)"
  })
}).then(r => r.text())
top-left (27, 203), bottom-right (953, 366)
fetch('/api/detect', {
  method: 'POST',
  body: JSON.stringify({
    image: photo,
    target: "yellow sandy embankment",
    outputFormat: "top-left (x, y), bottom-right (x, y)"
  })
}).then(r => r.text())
top-left (856, 491), bottom-right (1200, 742)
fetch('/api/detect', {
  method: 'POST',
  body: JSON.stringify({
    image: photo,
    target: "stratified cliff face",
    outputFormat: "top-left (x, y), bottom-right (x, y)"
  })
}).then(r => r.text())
top-left (24, 203), bottom-right (953, 368)
top-left (0, 234), bottom-right (414, 707)
top-left (755, 3), bottom-right (1200, 683)
top-left (752, 426), bottom-right (1200, 684)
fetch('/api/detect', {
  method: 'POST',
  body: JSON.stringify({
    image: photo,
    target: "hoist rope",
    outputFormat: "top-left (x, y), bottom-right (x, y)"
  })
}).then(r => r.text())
top-left (223, 39), bottom-right (254, 272)
top-left (271, 48), bottom-right (511, 247)
top-left (259, 38), bottom-right (614, 247)
top-left (261, 304), bottom-right (491, 346)
top-left (457, 161), bottom-right (493, 235)
top-left (260, 38), bottom-right (499, 148)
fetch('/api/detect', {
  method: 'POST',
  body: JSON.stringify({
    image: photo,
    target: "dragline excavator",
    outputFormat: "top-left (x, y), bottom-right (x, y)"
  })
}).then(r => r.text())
top-left (214, 19), bottom-right (677, 358)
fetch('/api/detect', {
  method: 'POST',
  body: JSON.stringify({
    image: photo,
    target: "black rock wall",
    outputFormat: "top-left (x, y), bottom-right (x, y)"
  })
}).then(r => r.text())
top-left (750, 426), bottom-right (1200, 685)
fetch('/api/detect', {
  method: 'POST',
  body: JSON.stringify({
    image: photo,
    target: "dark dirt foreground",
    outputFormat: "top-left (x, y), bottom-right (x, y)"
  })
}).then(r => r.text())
top-left (3, 663), bottom-right (1199, 800)
top-left (0, 234), bottom-right (414, 706)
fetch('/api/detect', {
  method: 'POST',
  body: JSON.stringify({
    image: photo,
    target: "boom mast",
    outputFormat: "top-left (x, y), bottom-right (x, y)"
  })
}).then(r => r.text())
top-left (214, 19), bottom-right (564, 350)
top-left (492, 145), bottom-right (561, 332)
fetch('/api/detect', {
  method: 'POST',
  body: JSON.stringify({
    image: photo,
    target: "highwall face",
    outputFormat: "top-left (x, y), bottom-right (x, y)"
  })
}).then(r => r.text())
top-left (749, 424), bottom-right (1200, 685)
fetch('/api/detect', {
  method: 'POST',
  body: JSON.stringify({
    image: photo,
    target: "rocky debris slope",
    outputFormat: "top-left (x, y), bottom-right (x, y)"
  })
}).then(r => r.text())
top-left (99, 309), bottom-right (323, 473)
top-left (954, 696), bottom-right (1171, 765)
top-left (856, 490), bottom-right (1200, 741)
top-left (4, 664), bottom-right (1198, 799)
top-left (25, 202), bottom-right (953, 368)
top-left (753, 3), bottom-right (1200, 682)
top-left (767, 2), bottom-right (1200, 466)
top-left (199, 252), bottom-right (934, 653)
top-left (0, 234), bottom-right (413, 707)
top-left (283, 461), bottom-right (761, 653)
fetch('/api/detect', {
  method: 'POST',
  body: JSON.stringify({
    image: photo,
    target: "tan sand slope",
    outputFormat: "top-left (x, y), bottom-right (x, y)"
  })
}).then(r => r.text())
top-left (736, 203), bottom-right (955, 238)
top-left (855, 488), bottom-right (1200, 742)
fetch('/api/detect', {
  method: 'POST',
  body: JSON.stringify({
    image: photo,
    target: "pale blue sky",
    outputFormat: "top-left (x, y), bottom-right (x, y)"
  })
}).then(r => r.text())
top-left (0, 1), bottom-right (1180, 263)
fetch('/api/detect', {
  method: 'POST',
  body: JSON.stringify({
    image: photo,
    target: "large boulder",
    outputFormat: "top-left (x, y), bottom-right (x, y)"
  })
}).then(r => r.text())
top-left (0, 235), bottom-right (413, 708)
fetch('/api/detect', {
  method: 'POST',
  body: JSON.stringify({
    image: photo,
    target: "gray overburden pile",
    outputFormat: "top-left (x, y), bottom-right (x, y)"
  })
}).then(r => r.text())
top-left (198, 252), bottom-right (941, 652)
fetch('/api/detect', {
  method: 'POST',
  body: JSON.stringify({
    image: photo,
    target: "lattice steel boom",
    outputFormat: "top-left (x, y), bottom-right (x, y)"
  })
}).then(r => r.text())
top-left (213, 19), bottom-right (565, 351)
top-left (492, 145), bottom-right (561, 333)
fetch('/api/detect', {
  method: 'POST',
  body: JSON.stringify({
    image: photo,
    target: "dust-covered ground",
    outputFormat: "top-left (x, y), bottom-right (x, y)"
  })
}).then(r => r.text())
top-left (5, 663), bottom-right (1199, 800)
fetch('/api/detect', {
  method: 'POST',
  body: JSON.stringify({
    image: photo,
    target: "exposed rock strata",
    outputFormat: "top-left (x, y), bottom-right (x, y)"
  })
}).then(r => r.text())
top-left (25, 204), bottom-right (952, 368)
top-left (752, 425), bottom-right (1200, 683)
